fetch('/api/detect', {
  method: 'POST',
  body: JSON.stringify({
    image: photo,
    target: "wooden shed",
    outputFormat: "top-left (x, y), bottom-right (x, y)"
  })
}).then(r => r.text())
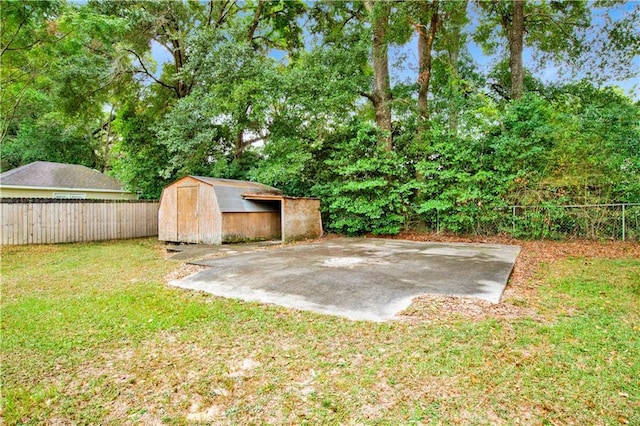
top-left (158, 176), bottom-right (322, 244)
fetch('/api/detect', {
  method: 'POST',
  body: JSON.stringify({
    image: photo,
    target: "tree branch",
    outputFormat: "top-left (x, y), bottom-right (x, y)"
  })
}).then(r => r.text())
top-left (247, 0), bottom-right (264, 42)
top-left (215, 0), bottom-right (237, 29)
top-left (92, 112), bottom-right (117, 136)
top-left (525, 13), bottom-right (588, 28)
top-left (206, 0), bottom-right (215, 27)
top-left (0, 71), bottom-right (37, 144)
top-left (0, 69), bottom-right (29, 85)
top-left (74, 75), bottom-right (120, 110)
top-left (242, 134), bottom-right (267, 148)
top-left (0, 9), bottom-right (28, 58)
top-left (123, 48), bottom-right (179, 95)
top-left (359, 91), bottom-right (377, 104)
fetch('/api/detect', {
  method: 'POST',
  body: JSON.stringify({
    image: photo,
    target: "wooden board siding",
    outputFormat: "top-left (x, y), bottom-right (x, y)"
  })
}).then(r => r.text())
top-left (177, 186), bottom-right (199, 243)
top-left (198, 180), bottom-right (222, 245)
top-left (0, 200), bottom-right (158, 245)
top-left (158, 185), bottom-right (177, 242)
top-left (221, 212), bottom-right (281, 242)
top-left (158, 176), bottom-right (224, 244)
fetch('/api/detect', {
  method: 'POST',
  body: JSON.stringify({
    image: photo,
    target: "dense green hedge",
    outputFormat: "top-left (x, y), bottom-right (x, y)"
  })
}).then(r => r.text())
top-left (247, 88), bottom-right (640, 240)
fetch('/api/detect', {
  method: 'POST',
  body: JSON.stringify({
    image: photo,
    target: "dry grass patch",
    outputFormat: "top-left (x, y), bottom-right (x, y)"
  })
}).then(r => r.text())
top-left (394, 232), bottom-right (639, 322)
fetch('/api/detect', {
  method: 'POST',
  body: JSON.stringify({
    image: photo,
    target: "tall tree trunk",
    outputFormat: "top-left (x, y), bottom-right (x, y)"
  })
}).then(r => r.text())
top-left (445, 6), bottom-right (466, 135)
top-left (447, 44), bottom-right (460, 134)
top-left (417, 0), bottom-right (439, 133)
top-left (101, 106), bottom-right (115, 172)
top-left (235, 129), bottom-right (244, 160)
top-left (509, 0), bottom-right (525, 99)
top-left (233, 3), bottom-right (264, 159)
top-left (364, 1), bottom-right (393, 150)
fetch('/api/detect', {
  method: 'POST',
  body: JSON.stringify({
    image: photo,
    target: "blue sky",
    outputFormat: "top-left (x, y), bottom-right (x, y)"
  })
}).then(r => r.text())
top-left (387, 1), bottom-right (639, 98)
top-left (145, 1), bottom-right (638, 99)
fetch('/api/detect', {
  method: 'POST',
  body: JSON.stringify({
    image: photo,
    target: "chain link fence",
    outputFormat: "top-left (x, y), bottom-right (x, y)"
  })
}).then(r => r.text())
top-left (494, 203), bottom-right (640, 241)
top-left (427, 203), bottom-right (640, 241)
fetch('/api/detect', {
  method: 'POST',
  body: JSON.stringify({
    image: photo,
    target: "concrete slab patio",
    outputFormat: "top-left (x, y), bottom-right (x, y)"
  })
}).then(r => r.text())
top-left (170, 238), bottom-right (521, 322)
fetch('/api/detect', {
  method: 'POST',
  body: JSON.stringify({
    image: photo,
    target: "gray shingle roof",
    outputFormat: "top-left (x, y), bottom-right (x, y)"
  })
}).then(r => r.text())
top-left (0, 161), bottom-right (125, 190)
top-left (190, 176), bottom-right (282, 213)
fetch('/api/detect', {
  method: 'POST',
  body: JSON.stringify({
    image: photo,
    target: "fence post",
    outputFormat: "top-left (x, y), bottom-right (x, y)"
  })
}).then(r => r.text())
top-left (622, 204), bottom-right (626, 242)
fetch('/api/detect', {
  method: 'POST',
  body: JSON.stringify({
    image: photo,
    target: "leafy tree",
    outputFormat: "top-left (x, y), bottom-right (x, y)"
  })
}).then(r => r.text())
top-left (248, 42), bottom-right (371, 196)
top-left (362, 1), bottom-right (394, 149)
top-left (110, 95), bottom-right (173, 199)
top-left (1, 0), bottom-right (128, 171)
top-left (544, 82), bottom-right (640, 203)
top-left (1, 112), bottom-right (97, 169)
top-left (1, 0), bottom-right (62, 145)
top-left (475, 0), bottom-right (590, 99)
top-left (397, 0), bottom-right (470, 137)
top-left (184, 36), bottom-right (279, 161)
top-left (312, 123), bottom-right (416, 235)
top-left (98, 0), bottom-right (306, 196)
top-left (403, 0), bottom-right (444, 127)
top-left (580, 1), bottom-right (640, 83)
top-left (89, 0), bottom-right (219, 99)
top-left (311, 1), bottom-right (412, 150)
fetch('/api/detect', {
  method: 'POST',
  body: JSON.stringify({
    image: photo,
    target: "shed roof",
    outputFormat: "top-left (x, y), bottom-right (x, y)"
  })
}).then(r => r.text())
top-left (0, 161), bottom-right (126, 191)
top-left (189, 176), bottom-right (282, 213)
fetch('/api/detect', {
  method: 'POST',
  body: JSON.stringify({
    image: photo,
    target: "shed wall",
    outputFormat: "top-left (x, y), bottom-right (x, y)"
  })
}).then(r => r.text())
top-left (222, 212), bottom-right (281, 242)
top-left (282, 198), bottom-right (323, 242)
top-left (158, 185), bottom-right (178, 242)
top-left (176, 185), bottom-right (199, 242)
top-left (198, 181), bottom-right (222, 244)
top-left (158, 177), bottom-right (224, 244)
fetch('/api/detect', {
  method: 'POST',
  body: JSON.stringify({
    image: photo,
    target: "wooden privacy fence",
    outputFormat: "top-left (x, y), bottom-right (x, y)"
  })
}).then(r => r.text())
top-left (1, 199), bottom-right (159, 245)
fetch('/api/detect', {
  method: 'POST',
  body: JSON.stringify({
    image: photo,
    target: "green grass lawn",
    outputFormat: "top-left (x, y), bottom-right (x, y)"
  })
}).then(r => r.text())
top-left (1, 239), bottom-right (638, 424)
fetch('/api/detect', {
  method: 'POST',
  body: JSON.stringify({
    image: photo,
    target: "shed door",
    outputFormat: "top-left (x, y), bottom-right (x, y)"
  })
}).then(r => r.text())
top-left (177, 186), bottom-right (199, 242)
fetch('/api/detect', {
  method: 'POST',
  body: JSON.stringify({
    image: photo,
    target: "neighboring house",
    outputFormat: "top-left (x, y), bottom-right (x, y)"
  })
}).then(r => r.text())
top-left (0, 161), bottom-right (136, 200)
top-left (158, 176), bottom-right (322, 244)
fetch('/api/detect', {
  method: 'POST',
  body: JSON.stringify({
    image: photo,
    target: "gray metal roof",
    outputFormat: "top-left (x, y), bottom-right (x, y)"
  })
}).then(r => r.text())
top-left (190, 177), bottom-right (282, 213)
top-left (0, 161), bottom-right (126, 190)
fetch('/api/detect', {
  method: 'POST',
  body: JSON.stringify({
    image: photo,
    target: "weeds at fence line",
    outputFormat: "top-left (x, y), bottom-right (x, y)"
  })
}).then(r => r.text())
top-left (422, 203), bottom-right (639, 241)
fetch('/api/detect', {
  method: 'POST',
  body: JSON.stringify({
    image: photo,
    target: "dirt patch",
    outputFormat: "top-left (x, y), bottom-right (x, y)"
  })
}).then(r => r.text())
top-left (398, 294), bottom-right (540, 322)
top-left (392, 232), bottom-right (639, 322)
top-left (164, 263), bottom-right (206, 282)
